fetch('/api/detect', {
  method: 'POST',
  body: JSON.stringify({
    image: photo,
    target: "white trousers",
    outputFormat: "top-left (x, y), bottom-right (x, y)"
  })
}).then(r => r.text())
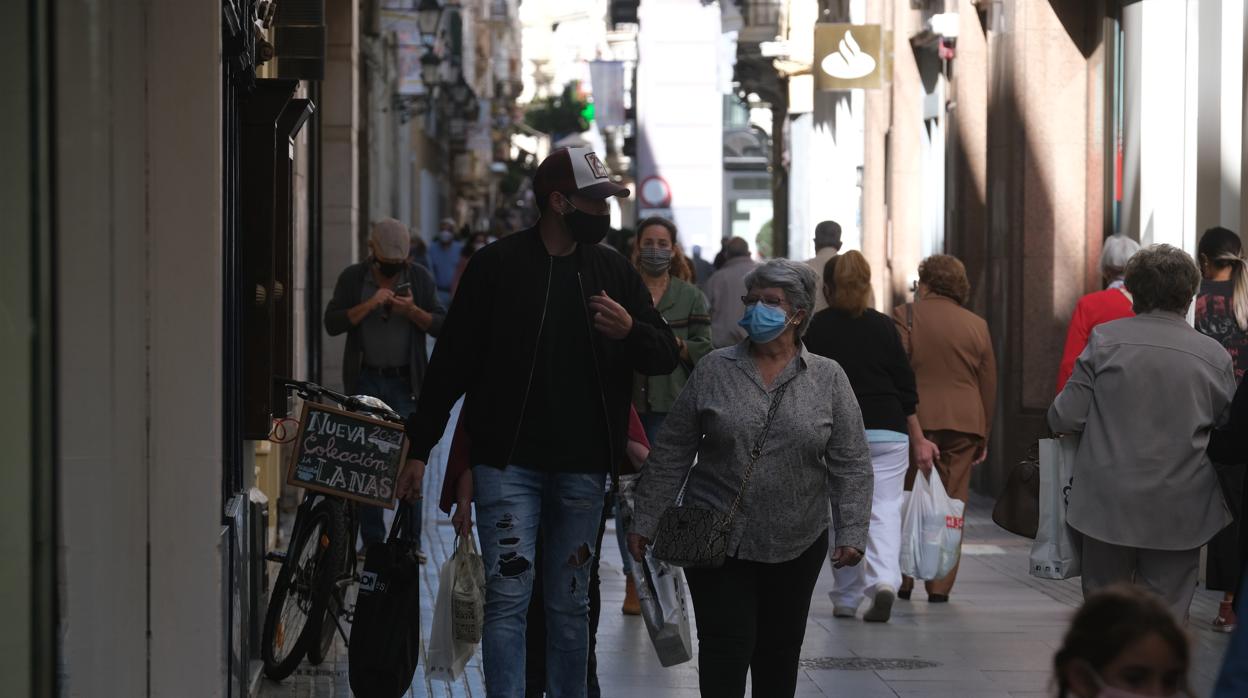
top-left (829, 439), bottom-right (910, 608)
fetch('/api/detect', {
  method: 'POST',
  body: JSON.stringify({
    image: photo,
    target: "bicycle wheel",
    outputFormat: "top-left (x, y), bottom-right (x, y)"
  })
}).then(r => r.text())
top-left (307, 500), bottom-right (349, 665)
top-left (261, 504), bottom-right (336, 680)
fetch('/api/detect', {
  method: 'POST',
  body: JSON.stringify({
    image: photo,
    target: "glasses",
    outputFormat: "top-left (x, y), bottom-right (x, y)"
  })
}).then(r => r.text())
top-left (741, 295), bottom-right (788, 308)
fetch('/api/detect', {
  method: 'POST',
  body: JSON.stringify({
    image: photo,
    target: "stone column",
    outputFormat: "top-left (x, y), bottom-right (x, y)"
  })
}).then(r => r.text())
top-left (321, 0), bottom-right (360, 393)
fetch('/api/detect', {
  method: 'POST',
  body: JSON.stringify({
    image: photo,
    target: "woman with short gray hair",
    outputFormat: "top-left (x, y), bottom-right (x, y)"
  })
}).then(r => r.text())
top-left (1050, 244), bottom-right (1237, 619)
top-left (629, 258), bottom-right (873, 697)
top-left (1056, 234), bottom-right (1141, 391)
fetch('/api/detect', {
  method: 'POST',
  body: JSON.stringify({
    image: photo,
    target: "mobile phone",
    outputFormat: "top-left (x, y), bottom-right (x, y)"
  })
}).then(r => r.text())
top-left (395, 281), bottom-right (412, 296)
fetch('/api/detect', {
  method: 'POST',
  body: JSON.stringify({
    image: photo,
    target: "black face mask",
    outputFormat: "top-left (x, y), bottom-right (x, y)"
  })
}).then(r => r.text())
top-left (376, 260), bottom-right (404, 277)
top-left (562, 204), bottom-right (611, 245)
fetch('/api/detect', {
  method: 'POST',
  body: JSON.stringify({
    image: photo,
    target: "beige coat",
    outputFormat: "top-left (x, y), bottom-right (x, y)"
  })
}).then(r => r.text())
top-left (1049, 311), bottom-right (1236, 550)
top-left (892, 295), bottom-right (997, 438)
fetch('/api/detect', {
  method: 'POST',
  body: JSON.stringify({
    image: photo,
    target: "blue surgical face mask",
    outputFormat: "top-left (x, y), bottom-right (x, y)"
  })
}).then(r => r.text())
top-left (739, 302), bottom-right (791, 344)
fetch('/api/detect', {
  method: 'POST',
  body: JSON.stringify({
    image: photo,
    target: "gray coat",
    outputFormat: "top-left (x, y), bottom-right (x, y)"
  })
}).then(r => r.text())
top-left (1048, 311), bottom-right (1236, 550)
top-left (704, 256), bottom-right (758, 348)
top-left (632, 343), bottom-right (874, 562)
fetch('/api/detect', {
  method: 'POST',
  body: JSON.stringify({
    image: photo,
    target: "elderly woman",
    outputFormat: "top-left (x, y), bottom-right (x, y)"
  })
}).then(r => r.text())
top-left (1056, 234), bottom-right (1141, 392)
top-left (892, 254), bottom-right (997, 602)
top-left (805, 251), bottom-right (939, 623)
top-left (1050, 244), bottom-right (1236, 620)
top-left (629, 259), bottom-right (873, 698)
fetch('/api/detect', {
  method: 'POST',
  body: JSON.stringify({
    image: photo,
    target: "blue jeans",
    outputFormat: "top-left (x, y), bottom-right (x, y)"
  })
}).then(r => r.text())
top-left (473, 464), bottom-right (607, 698)
top-left (354, 371), bottom-right (420, 547)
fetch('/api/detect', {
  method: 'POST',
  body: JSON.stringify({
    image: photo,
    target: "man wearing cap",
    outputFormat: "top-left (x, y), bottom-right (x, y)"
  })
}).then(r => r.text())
top-left (807, 220), bottom-right (843, 313)
top-left (396, 147), bottom-right (678, 696)
top-left (428, 217), bottom-right (463, 307)
top-left (324, 218), bottom-right (446, 554)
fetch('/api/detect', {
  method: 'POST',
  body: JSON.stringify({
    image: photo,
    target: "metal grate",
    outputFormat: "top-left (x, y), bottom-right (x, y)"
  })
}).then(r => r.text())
top-left (799, 657), bottom-right (942, 671)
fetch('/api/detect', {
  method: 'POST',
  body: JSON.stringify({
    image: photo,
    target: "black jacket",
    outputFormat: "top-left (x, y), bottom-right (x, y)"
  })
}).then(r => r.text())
top-left (324, 261), bottom-right (446, 396)
top-left (804, 307), bottom-right (917, 434)
top-left (406, 227), bottom-right (679, 469)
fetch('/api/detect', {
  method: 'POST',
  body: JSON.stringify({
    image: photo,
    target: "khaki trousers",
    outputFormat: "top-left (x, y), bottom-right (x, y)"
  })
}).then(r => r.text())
top-left (1080, 535), bottom-right (1200, 621)
top-left (901, 430), bottom-right (982, 597)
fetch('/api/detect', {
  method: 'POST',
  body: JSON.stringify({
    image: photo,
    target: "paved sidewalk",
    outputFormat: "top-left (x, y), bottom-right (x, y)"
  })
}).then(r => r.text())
top-left (259, 403), bottom-right (1233, 697)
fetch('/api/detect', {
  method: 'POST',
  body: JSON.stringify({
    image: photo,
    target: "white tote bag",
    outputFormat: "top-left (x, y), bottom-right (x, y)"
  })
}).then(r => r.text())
top-left (899, 468), bottom-right (965, 581)
top-left (427, 542), bottom-right (479, 682)
top-left (631, 551), bottom-right (693, 667)
top-left (1030, 436), bottom-right (1082, 580)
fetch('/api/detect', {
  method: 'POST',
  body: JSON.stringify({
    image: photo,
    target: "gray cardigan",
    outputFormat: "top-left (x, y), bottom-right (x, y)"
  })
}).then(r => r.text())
top-left (324, 260), bottom-right (446, 395)
top-left (632, 342), bottom-right (874, 562)
top-left (1049, 311), bottom-right (1236, 550)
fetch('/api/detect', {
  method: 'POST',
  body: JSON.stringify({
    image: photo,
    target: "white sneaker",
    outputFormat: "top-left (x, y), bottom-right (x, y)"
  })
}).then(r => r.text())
top-left (863, 586), bottom-right (895, 623)
top-left (832, 603), bottom-right (858, 618)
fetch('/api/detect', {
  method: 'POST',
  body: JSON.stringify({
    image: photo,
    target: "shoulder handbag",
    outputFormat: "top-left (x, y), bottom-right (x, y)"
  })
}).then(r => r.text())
top-left (991, 442), bottom-right (1040, 539)
top-left (651, 381), bottom-right (790, 568)
top-left (349, 509), bottom-right (421, 698)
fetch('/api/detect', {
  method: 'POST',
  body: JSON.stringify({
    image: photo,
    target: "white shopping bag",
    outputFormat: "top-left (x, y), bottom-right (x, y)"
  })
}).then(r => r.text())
top-left (450, 535), bottom-right (486, 644)
top-left (632, 551), bottom-right (694, 667)
top-left (899, 468), bottom-right (965, 581)
top-left (1030, 436), bottom-right (1082, 580)
top-left (427, 539), bottom-right (479, 682)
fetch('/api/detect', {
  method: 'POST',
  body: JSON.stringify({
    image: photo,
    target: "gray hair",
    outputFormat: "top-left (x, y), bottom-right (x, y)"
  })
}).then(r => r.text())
top-left (1124, 244), bottom-right (1201, 315)
top-left (1100, 235), bottom-right (1141, 276)
top-left (743, 259), bottom-right (819, 337)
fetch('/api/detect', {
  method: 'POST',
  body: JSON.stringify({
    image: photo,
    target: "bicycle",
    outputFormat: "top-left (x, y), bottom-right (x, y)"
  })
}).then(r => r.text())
top-left (260, 378), bottom-right (403, 681)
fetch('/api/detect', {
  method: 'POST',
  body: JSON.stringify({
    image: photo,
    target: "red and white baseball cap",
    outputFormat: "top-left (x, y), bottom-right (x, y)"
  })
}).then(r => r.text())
top-left (533, 147), bottom-right (630, 203)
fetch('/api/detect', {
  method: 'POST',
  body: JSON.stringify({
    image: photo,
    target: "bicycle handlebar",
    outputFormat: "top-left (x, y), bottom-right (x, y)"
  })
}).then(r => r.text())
top-left (276, 377), bottom-right (402, 423)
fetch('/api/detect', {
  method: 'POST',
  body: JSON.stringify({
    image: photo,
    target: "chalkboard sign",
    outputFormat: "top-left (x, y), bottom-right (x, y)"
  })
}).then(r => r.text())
top-left (285, 402), bottom-right (410, 509)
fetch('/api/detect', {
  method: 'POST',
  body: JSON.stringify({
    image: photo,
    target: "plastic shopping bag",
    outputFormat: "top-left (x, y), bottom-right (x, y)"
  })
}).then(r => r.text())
top-left (899, 468), bottom-right (965, 581)
top-left (1030, 436), bottom-right (1082, 580)
top-left (427, 538), bottom-right (480, 682)
top-left (450, 536), bottom-right (486, 644)
top-left (632, 550), bottom-right (694, 667)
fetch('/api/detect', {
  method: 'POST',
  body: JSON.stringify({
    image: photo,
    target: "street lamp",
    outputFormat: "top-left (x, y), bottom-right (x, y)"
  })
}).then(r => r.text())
top-left (416, 0), bottom-right (442, 45)
top-left (447, 73), bottom-right (473, 108)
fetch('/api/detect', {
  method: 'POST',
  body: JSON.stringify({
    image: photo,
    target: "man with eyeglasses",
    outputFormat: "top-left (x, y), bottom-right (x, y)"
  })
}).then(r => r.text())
top-left (705, 236), bottom-right (759, 348)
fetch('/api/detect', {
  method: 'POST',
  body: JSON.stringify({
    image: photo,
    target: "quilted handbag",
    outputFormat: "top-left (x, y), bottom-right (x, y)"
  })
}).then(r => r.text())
top-left (652, 382), bottom-right (789, 568)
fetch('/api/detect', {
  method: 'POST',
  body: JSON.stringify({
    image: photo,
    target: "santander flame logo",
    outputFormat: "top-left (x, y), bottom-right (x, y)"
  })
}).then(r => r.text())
top-left (821, 29), bottom-right (876, 80)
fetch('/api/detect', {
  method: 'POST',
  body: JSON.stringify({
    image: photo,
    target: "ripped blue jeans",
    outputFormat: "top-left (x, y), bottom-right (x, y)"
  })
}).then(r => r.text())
top-left (472, 464), bottom-right (606, 698)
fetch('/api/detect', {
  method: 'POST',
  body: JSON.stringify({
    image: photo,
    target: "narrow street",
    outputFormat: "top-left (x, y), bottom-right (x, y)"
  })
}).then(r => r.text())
top-left (258, 406), bottom-right (1232, 698)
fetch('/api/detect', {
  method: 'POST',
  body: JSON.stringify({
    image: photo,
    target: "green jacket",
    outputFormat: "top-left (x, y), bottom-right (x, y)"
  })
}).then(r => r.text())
top-left (634, 277), bottom-right (713, 414)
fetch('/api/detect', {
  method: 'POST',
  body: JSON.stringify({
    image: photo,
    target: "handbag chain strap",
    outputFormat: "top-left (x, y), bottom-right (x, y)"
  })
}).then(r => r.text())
top-left (721, 380), bottom-right (790, 528)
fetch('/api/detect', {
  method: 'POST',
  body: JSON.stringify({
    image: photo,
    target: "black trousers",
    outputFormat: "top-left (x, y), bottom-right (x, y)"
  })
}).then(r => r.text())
top-left (684, 530), bottom-right (829, 698)
top-left (1208, 462), bottom-right (1245, 592)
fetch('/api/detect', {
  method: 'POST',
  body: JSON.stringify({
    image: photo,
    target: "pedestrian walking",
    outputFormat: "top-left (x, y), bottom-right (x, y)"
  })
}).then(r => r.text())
top-left (395, 146), bottom-right (679, 698)
top-left (629, 259), bottom-right (873, 698)
top-left (451, 231), bottom-right (490, 297)
top-left (704, 236), bottom-right (757, 348)
top-left (323, 217), bottom-right (445, 556)
top-left (892, 254), bottom-right (996, 603)
top-left (628, 215), bottom-right (713, 615)
top-left (428, 217), bottom-right (463, 307)
top-left (1195, 226), bottom-right (1248, 632)
top-left (805, 220), bottom-right (842, 313)
top-left (689, 244), bottom-right (715, 289)
top-left (409, 230), bottom-right (431, 271)
top-left (805, 251), bottom-right (939, 623)
top-left (1055, 234), bottom-right (1140, 392)
top-left (1053, 585), bottom-right (1192, 698)
top-left (1050, 244), bottom-right (1236, 620)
